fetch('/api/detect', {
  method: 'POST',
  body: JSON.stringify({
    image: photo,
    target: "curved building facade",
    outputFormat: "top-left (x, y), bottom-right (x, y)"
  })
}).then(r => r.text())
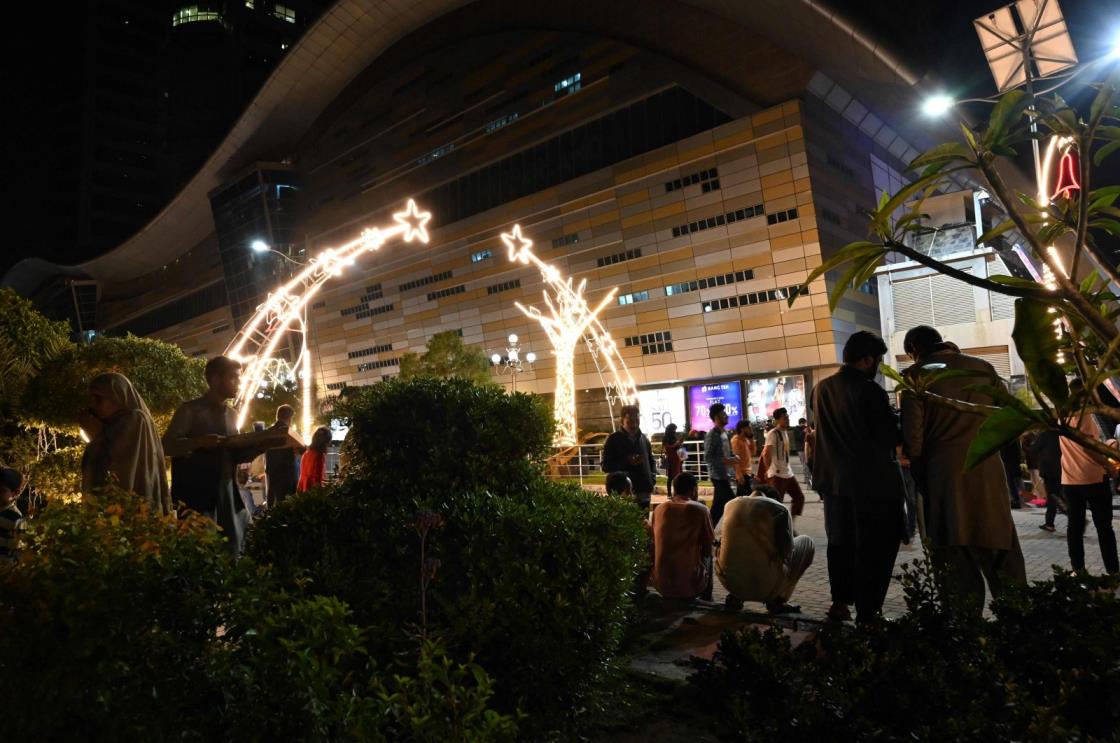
top-left (8, 0), bottom-right (967, 433)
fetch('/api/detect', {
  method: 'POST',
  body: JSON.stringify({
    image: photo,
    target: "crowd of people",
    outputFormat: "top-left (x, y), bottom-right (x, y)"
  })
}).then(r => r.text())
top-left (1, 355), bottom-right (334, 563)
top-left (606, 326), bottom-right (1119, 621)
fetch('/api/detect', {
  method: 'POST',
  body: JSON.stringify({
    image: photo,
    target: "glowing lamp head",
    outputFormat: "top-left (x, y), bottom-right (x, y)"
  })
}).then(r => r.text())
top-left (491, 353), bottom-right (502, 365)
top-left (922, 94), bottom-right (954, 117)
top-left (508, 333), bottom-right (518, 345)
top-left (1111, 28), bottom-right (1120, 58)
top-left (251, 239), bottom-right (270, 253)
top-left (525, 352), bottom-right (537, 364)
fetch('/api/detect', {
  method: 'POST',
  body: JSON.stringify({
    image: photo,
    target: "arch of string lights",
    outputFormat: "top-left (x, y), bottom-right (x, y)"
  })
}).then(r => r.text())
top-left (224, 199), bottom-right (431, 439)
top-left (501, 225), bottom-right (639, 446)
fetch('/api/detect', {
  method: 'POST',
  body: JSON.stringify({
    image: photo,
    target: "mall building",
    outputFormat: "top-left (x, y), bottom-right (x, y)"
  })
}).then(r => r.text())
top-left (5, 0), bottom-right (1026, 436)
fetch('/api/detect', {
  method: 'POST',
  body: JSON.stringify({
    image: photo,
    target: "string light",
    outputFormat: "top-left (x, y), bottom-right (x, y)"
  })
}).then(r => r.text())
top-left (500, 225), bottom-right (639, 446)
top-left (224, 199), bottom-right (432, 438)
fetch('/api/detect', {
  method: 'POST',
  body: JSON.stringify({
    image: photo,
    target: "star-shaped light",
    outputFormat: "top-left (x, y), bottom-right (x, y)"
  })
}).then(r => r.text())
top-left (393, 199), bottom-right (432, 243)
top-left (501, 224), bottom-right (533, 263)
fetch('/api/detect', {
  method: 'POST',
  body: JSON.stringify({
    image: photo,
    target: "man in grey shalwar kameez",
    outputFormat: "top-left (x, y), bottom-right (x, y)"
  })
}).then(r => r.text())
top-left (163, 356), bottom-right (258, 557)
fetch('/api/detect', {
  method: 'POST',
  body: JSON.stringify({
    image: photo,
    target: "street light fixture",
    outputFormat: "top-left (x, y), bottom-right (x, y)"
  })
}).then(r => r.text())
top-left (491, 333), bottom-right (535, 391)
top-left (251, 239), bottom-right (270, 253)
top-left (921, 93), bottom-right (955, 117)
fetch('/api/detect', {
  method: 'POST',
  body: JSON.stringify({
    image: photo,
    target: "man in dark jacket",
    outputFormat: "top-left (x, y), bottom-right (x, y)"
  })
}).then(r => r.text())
top-left (601, 404), bottom-right (657, 510)
top-left (265, 404), bottom-right (300, 507)
top-left (811, 331), bottom-right (906, 623)
top-left (1029, 430), bottom-right (1063, 531)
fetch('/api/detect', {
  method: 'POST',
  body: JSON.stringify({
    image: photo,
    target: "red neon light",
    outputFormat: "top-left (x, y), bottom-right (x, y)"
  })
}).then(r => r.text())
top-left (1051, 150), bottom-right (1081, 200)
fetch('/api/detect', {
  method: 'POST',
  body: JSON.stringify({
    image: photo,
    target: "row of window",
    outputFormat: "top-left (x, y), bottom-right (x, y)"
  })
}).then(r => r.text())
top-left (766, 208), bottom-right (799, 225)
top-left (485, 113), bottom-right (519, 134)
top-left (665, 167), bottom-right (718, 193)
top-left (340, 302), bottom-right (368, 317)
top-left (471, 249), bottom-right (492, 263)
top-left (700, 284), bottom-right (809, 313)
top-left (362, 283), bottom-right (383, 301)
top-left (312, 300), bottom-right (327, 309)
top-left (552, 233), bottom-right (579, 249)
top-left (171, 6), bottom-right (221, 27)
top-left (624, 331), bottom-right (674, 355)
top-left (357, 357), bottom-right (400, 371)
top-left (597, 248), bottom-right (641, 267)
top-left (701, 178), bottom-right (722, 194)
top-left (554, 72), bottom-right (581, 93)
top-left (400, 270), bottom-right (452, 292)
top-left (487, 279), bottom-right (521, 295)
top-left (348, 343), bottom-right (393, 359)
top-left (428, 284), bottom-right (466, 301)
top-left (618, 291), bottom-right (650, 306)
top-left (666, 270), bottom-right (755, 296)
top-left (326, 382), bottom-right (347, 390)
top-left (354, 303), bottom-right (395, 320)
top-left (416, 143), bottom-right (455, 166)
top-left (671, 203), bottom-right (765, 238)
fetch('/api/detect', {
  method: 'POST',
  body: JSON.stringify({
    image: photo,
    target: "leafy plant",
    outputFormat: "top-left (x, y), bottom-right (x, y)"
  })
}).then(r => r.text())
top-left (793, 66), bottom-right (1120, 466)
top-left (400, 329), bottom-right (494, 385)
top-left (689, 558), bottom-right (1120, 741)
top-left (1, 486), bottom-right (519, 741)
top-left (0, 287), bottom-right (71, 415)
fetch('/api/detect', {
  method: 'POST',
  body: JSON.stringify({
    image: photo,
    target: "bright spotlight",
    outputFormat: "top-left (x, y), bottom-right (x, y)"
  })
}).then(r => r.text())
top-left (525, 352), bottom-right (537, 364)
top-left (508, 333), bottom-right (518, 344)
top-left (250, 239), bottom-right (270, 253)
top-left (490, 353), bottom-right (502, 365)
top-left (1112, 28), bottom-right (1120, 58)
top-left (922, 94), bottom-right (954, 117)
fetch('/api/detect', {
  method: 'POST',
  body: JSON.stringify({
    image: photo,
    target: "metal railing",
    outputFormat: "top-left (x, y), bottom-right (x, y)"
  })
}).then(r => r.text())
top-left (546, 440), bottom-right (711, 485)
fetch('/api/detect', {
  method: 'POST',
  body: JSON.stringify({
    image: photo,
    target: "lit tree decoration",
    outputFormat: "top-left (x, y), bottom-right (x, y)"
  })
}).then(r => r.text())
top-left (225, 199), bottom-right (431, 439)
top-left (500, 225), bottom-right (639, 446)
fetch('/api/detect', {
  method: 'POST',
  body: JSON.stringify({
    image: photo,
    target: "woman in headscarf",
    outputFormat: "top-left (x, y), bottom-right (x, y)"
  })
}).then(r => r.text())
top-left (79, 372), bottom-right (172, 515)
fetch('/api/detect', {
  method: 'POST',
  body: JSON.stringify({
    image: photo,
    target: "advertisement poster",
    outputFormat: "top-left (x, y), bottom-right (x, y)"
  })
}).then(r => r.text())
top-left (745, 374), bottom-right (807, 424)
top-left (636, 386), bottom-right (686, 435)
top-left (687, 382), bottom-right (743, 433)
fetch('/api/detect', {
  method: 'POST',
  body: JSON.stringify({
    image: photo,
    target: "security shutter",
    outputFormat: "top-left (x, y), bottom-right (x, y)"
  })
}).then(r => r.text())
top-left (987, 256), bottom-right (1016, 321)
top-left (930, 272), bottom-right (976, 325)
top-left (964, 345), bottom-right (1012, 380)
top-left (890, 268), bottom-right (974, 330)
top-left (891, 276), bottom-right (935, 330)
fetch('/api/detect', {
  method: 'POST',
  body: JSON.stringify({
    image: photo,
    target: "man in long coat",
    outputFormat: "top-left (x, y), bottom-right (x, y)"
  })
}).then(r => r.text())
top-left (811, 331), bottom-right (907, 623)
top-left (900, 325), bottom-right (1026, 612)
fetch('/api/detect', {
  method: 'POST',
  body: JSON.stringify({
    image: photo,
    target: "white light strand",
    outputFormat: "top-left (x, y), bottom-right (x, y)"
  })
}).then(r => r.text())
top-left (224, 199), bottom-right (431, 437)
top-left (500, 225), bottom-right (639, 445)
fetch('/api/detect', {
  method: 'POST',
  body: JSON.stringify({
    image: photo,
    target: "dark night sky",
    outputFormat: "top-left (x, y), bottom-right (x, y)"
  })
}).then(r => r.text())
top-left (6, 0), bottom-right (1115, 272)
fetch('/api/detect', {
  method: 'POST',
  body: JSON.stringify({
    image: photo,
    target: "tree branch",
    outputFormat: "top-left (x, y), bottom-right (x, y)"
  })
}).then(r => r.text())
top-left (882, 239), bottom-right (1049, 299)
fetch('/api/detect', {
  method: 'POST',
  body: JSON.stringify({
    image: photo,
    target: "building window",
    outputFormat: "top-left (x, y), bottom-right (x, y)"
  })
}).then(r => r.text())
top-left (311, 301), bottom-right (326, 309)
top-left (552, 233), bottom-right (580, 249)
top-left (596, 248), bottom-right (641, 267)
top-left (273, 3), bottom-right (296, 23)
top-left (171, 6), bottom-right (222, 27)
top-left (400, 271), bottom-right (453, 292)
top-left (427, 284), bottom-right (466, 301)
top-left (700, 285), bottom-right (809, 313)
top-left (487, 279), bottom-right (521, 295)
top-left (351, 303), bottom-right (395, 320)
top-left (280, 42), bottom-right (288, 50)
top-left (671, 204), bottom-right (764, 238)
top-left (665, 270), bottom-right (754, 296)
top-left (554, 72), bottom-right (581, 94)
top-left (340, 302), bottom-right (369, 317)
top-left (417, 143), bottom-right (455, 166)
top-left (348, 343), bottom-right (393, 359)
top-left (766, 208), bottom-right (799, 225)
top-left (326, 382), bottom-right (347, 391)
top-left (361, 284), bottom-right (383, 301)
top-left (857, 279), bottom-right (877, 295)
top-left (617, 290), bottom-right (651, 306)
top-left (665, 167), bottom-right (718, 193)
top-left (358, 357), bottom-right (401, 371)
top-left (819, 207), bottom-right (844, 225)
top-left (485, 113), bottom-right (519, 133)
top-left (471, 249), bottom-right (492, 263)
top-left (624, 331), bottom-right (673, 355)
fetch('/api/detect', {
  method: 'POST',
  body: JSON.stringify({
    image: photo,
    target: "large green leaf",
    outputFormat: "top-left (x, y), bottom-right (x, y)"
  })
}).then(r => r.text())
top-left (976, 218), bottom-right (1016, 246)
top-left (988, 274), bottom-right (1046, 291)
top-left (909, 142), bottom-right (974, 171)
top-left (964, 406), bottom-right (1040, 470)
top-left (1093, 139), bottom-right (1120, 167)
top-left (984, 89), bottom-right (1032, 148)
top-left (1011, 298), bottom-right (1069, 405)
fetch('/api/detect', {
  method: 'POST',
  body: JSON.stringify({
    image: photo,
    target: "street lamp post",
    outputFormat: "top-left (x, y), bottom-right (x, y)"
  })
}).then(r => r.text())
top-left (490, 333), bottom-right (536, 392)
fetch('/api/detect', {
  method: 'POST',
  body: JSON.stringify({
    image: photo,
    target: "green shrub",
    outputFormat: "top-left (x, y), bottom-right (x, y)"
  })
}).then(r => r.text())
top-left (331, 376), bottom-right (554, 493)
top-left (248, 477), bottom-right (649, 731)
top-left (689, 559), bottom-right (1120, 741)
top-left (1, 487), bottom-right (518, 741)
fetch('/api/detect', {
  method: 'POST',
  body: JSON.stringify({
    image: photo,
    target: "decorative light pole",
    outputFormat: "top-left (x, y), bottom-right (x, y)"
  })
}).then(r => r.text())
top-left (490, 333), bottom-right (536, 392)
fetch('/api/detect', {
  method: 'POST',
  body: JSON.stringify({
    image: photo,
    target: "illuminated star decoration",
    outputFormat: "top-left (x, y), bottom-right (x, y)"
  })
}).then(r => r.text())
top-left (225, 200), bottom-right (433, 438)
top-left (500, 224), bottom-right (639, 446)
top-left (394, 198), bottom-right (432, 243)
